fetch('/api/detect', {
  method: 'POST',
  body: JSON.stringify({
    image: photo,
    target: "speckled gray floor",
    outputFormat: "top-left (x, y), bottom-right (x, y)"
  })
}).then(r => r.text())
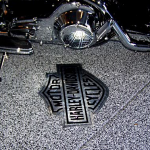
top-left (0, 30), bottom-right (150, 149)
top-left (81, 83), bottom-right (150, 150)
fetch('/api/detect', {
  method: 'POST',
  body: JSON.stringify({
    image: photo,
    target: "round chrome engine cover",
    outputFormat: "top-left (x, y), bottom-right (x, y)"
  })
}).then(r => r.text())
top-left (60, 25), bottom-right (95, 49)
top-left (54, 9), bottom-right (96, 49)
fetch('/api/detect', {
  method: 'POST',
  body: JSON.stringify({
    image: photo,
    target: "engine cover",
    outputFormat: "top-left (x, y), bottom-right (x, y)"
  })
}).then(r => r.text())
top-left (60, 24), bottom-right (95, 49)
top-left (53, 3), bottom-right (96, 49)
top-left (54, 9), bottom-right (96, 49)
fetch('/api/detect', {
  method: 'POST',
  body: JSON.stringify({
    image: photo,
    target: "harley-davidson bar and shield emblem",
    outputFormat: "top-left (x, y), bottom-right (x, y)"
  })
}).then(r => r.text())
top-left (40, 64), bottom-right (109, 127)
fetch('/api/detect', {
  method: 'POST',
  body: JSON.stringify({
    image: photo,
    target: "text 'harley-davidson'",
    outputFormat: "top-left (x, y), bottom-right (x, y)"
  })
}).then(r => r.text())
top-left (0, 0), bottom-right (150, 55)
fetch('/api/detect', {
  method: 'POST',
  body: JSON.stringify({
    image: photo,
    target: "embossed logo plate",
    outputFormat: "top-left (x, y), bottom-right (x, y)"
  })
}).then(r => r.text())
top-left (40, 64), bottom-right (109, 127)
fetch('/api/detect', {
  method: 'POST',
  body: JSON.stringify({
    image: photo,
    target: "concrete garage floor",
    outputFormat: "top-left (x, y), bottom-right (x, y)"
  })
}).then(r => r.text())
top-left (0, 31), bottom-right (150, 149)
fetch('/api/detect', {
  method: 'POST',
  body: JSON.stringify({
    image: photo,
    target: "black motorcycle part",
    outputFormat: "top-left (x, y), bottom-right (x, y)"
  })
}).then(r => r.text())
top-left (0, 36), bottom-right (33, 54)
top-left (7, 0), bottom-right (61, 18)
top-left (103, 0), bottom-right (150, 34)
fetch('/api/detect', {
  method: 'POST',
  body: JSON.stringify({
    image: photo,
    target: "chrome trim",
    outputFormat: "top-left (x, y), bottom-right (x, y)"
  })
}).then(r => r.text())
top-left (83, 0), bottom-right (106, 15)
top-left (96, 21), bottom-right (112, 40)
top-left (0, 47), bottom-right (33, 54)
top-left (112, 20), bottom-right (150, 51)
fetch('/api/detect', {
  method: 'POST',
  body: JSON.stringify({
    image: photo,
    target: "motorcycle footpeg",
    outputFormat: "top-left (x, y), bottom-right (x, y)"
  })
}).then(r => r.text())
top-left (0, 36), bottom-right (33, 54)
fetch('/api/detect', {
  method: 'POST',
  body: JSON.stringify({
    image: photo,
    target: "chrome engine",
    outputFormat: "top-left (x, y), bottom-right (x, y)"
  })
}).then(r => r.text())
top-left (47, 2), bottom-right (98, 49)
top-left (54, 9), bottom-right (96, 49)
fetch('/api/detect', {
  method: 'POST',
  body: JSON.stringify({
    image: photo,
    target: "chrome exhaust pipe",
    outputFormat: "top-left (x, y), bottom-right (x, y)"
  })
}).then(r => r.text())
top-left (112, 20), bottom-right (150, 52)
top-left (85, 0), bottom-right (150, 52)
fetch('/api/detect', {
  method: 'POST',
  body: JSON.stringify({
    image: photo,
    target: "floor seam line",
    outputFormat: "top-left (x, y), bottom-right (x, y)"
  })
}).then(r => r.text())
top-left (77, 80), bottom-right (150, 150)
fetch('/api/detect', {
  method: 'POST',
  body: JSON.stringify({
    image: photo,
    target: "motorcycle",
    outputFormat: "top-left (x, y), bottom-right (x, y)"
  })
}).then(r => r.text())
top-left (0, 0), bottom-right (150, 55)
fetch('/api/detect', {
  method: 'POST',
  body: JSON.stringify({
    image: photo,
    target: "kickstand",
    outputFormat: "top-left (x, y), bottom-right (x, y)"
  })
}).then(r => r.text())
top-left (0, 52), bottom-right (8, 82)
